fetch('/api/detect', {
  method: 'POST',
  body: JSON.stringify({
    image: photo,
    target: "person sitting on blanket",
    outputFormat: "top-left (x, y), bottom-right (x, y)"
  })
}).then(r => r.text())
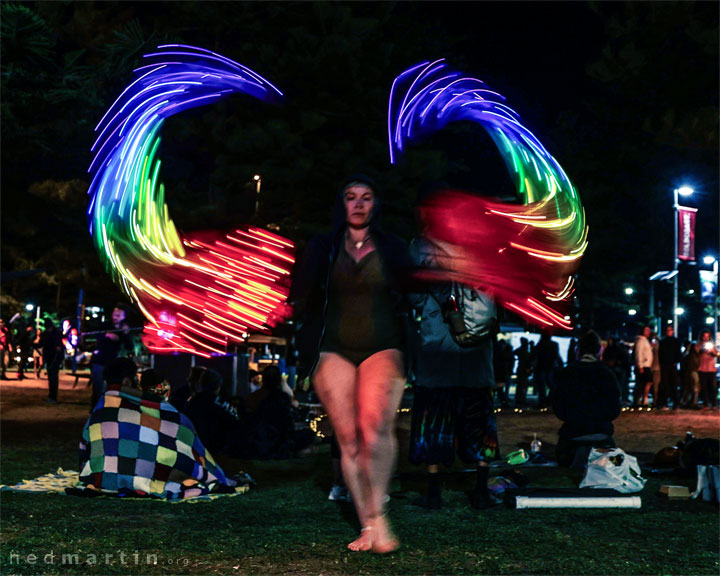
top-left (552, 329), bottom-right (622, 470)
top-left (78, 357), bottom-right (237, 499)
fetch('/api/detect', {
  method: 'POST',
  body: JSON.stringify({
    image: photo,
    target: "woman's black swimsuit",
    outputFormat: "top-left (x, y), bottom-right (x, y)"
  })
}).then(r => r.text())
top-left (320, 245), bottom-right (402, 366)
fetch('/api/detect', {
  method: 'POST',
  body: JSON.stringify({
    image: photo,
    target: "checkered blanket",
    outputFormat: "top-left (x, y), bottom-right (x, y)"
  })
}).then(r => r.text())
top-left (79, 386), bottom-right (238, 500)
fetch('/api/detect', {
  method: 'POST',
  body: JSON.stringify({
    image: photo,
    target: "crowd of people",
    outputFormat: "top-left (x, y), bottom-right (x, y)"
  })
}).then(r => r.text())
top-left (632, 324), bottom-right (719, 410)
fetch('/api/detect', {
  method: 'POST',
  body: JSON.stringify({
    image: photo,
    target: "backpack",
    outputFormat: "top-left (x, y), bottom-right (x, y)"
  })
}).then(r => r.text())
top-left (442, 282), bottom-right (497, 347)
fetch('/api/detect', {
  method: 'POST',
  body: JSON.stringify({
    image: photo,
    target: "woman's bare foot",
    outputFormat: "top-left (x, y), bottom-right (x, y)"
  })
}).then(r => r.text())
top-left (347, 527), bottom-right (373, 552)
top-left (370, 514), bottom-right (400, 554)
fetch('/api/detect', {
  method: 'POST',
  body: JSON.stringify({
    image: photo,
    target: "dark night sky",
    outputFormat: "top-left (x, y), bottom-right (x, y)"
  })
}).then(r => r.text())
top-left (1, 1), bottom-right (718, 337)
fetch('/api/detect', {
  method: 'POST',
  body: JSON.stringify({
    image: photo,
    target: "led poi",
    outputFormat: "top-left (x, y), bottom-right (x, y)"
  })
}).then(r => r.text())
top-left (388, 60), bottom-right (588, 329)
top-left (88, 45), bottom-right (294, 356)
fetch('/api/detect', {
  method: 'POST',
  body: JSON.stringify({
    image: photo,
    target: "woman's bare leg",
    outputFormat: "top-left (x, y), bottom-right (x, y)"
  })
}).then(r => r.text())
top-left (355, 349), bottom-right (405, 553)
top-left (312, 352), bottom-right (372, 551)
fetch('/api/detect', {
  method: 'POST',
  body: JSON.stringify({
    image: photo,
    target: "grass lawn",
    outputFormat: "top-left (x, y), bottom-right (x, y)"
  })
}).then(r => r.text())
top-left (1, 375), bottom-right (718, 575)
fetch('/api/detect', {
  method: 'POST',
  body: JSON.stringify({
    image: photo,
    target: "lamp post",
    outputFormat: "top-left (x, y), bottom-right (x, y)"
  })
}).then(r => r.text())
top-left (253, 174), bottom-right (262, 217)
top-left (673, 186), bottom-right (694, 336)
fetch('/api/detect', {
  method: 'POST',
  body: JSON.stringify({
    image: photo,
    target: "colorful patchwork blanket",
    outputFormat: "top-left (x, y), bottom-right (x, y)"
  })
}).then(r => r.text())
top-left (79, 386), bottom-right (238, 500)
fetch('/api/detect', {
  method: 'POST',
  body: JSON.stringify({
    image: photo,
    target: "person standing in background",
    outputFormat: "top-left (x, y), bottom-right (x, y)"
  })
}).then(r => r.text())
top-left (513, 338), bottom-right (531, 407)
top-left (0, 318), bottom-right (11, 380)
top-left (696, 330), bottom-right (719, 410)
top-left (603, 336), bottom-right (631, 406)
top-left (658, 326), bottom-right (682, 409)
top-left (41, 319), bottom-right (64, 403)
top-left (633, 325), bottom-right (653, 406)
top-left (89, 305), bottom-right (132, 410)
top-left (650, 332), bottom-right (661, 407)
top-left (532, 329), bottom-right (561, 408)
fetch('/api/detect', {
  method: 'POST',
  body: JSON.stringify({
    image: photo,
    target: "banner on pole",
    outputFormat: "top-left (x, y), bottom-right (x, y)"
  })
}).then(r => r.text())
top-left (700, 270), bottom-right (717, 304)
top-left (677, 205), bottom-right (697, 262)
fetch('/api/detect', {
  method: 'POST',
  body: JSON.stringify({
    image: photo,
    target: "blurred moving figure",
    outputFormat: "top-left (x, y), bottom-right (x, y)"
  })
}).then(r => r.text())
top-left (407, 208), bottom-right (499, 510)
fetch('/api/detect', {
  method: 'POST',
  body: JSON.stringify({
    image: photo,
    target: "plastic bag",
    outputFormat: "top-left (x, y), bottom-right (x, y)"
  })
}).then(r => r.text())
top-left (691, 465), bottom-right (720, 502)
top-left (579, 448), bottom-right (646, 493)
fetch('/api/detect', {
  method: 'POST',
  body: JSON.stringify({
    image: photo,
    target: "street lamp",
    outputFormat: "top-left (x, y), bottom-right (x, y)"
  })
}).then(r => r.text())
top-left (253, 174), bottom-right (262, 217)
top-left (673, 186), bottom-right (694, 336)
top-left (624, 287), bottom-right (634, 296)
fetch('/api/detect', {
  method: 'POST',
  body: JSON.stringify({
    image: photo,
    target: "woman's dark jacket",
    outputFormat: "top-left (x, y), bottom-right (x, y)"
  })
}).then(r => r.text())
top-left (291, 229), bottom-right (411, 379)
top-left (289, 177), bottom-right (411, 379)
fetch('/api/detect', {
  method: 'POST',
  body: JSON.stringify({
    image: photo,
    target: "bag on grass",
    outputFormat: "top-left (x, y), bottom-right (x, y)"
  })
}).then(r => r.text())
top-left (691, 465), bottom-right (720, 502)
top-left (579, 448), bottom-right (646, 493)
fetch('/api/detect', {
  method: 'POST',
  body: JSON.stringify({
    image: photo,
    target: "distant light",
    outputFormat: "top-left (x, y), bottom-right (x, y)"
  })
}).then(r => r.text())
top-left (707, 317), bottom-right (715, 325)
top-left (628, 309), bottom-right (637, 316)
top-left (687, 289), bottom-right (695, 295)
top-left (676, 186), bottom-right (694, 196)
top-left (253, 174), bottom-right (261, 181)
top-left (675, 307), bottom-right (685, 315)
top-left (667, 319), bottom-right (673, 324)
top-left (25, 304), bottom-right (34, 312)
top-left (703, 255), bottom-right (717, 265)
top-left (624, 287), bottom-right (634, 296)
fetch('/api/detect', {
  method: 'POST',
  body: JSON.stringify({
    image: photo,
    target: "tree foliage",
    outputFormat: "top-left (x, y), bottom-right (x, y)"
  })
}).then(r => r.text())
top-left (1, 1), bottom-right (717, 338)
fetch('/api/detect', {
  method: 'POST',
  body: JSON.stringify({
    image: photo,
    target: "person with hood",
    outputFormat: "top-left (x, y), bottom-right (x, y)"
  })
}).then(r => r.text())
top-left (552, 329), bottom-right (622, 469)
top-left (290, 173), bottom-right (410, 554)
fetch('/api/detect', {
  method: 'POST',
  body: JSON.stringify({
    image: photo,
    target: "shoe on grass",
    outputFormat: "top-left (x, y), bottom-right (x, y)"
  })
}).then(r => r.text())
top-left (328, 484), bottom-right (350, 502)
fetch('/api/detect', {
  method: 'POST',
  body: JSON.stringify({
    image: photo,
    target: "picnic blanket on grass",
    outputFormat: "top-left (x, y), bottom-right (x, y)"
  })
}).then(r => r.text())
top-left (0, 468), bottom-right (250, 502)
top-left (78, 386), bottom-right (241, 500)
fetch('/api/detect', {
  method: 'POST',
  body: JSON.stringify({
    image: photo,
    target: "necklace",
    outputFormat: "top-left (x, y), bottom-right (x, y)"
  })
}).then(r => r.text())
top-left (347, 230), bottom-right (371, 250)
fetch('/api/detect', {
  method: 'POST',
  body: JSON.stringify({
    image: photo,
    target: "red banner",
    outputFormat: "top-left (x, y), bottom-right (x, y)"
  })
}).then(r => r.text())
top-left (677, 205), bottom-right (697, 262)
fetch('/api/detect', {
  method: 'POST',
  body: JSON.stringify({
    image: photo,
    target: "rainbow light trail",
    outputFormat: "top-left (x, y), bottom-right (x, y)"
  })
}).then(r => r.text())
top-left (388, 60), bottom-right (588, 330)
top-left (88, 45), bottom-right (294, 356)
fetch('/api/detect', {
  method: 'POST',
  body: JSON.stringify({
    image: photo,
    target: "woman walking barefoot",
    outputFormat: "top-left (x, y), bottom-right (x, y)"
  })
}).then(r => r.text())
top-left (291, 174), bottom-right (410, 553)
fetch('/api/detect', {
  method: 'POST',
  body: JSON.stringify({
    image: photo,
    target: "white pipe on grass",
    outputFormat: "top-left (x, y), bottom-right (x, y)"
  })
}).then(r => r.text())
top-left (515, 496), bottom-right (642, 509)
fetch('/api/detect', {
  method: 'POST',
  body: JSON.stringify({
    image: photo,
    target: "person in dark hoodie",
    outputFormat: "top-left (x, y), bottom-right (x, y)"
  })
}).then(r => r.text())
top-left (290, 173), bottom-right (410, 554)
top-left (184, 368), bottom-right (240, 455)
top-left (552, 329), bottom-right (622, 469)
